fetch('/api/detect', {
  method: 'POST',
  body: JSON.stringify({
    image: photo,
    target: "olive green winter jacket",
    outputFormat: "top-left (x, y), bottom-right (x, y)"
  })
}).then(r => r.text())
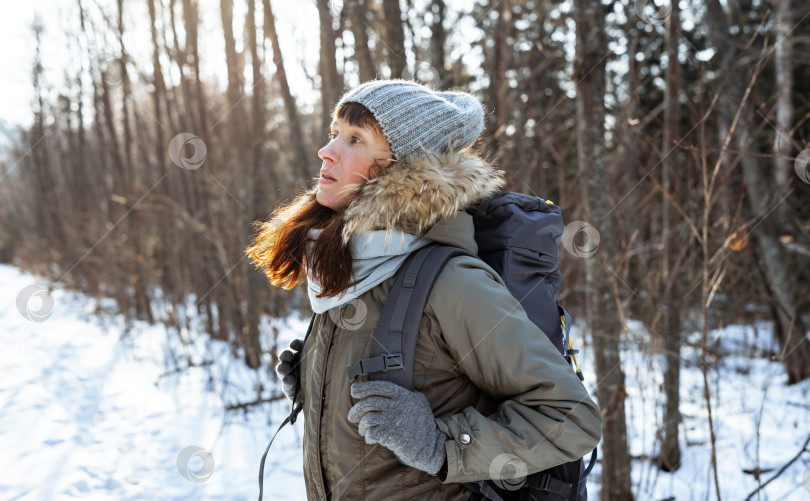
top-left (297, 151), bottom-right (602, 500)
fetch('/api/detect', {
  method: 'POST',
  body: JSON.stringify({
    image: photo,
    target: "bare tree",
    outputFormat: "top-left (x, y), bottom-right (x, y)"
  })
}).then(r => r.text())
top-left (116, 0), bottom-right (154, 321)
top-left (241, 0), bottom-right (267, 370)
top-left (346, 0), bottom-right (376, 82)
top-left (382, 0), bottom-right (406, 77)
top-left (705, 0), bottom-right (810, 384)
top-left (657, 0), bottom-right (682, 472)
top-left (220, 0), bottom-right (244, 119)
top-left (429, 0), bottom-right (448, 86)
top-left (30, 17), bottom-right (58, 241)
top-left (73, 0), bottom-right (91, 220)
top-left (147, 0), bottom-right (168, 162)
top-left (181, 0), bottom-right (210, 137)
top-left (573, 0), bottom-right (634, 499)
top-left (773, 0), bottom-right (796, 230)
top-left (263, 0), bottom-right (310, 181)
top-left (485, 0), bottom-right (511, 163)
top-left (317, 0), bottom-right (343, 133)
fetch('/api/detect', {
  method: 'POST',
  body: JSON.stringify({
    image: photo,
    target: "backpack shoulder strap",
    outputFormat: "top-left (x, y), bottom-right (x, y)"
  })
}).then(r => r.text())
top-left (346, 244), bottom-right (474, 390)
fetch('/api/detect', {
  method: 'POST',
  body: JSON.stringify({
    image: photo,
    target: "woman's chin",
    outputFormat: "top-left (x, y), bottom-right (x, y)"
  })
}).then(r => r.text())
top-left (315, 190), bottom-right (346, 211)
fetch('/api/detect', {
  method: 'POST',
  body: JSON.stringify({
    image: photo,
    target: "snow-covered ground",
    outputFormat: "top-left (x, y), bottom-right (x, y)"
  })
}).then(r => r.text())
top-left (586, 319), bottom-right (810, 500)
top-left (1, 263), bottom-right (809, 500)
top-left (0, 264), bottom-right (308, 500)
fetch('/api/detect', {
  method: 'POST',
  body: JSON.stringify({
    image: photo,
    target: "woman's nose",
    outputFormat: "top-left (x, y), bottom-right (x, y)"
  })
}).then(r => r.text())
top-left (318, 141), bottom-right (338, 163)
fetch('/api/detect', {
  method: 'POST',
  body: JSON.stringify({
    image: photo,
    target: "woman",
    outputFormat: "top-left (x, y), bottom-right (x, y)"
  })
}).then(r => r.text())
top-left (246, 80), bottom-right (602, 500)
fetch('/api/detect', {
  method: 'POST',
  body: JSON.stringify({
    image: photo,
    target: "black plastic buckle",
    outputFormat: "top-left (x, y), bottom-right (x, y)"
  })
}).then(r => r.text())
top-left (346, 353), bottom-right (404, 381)
top-left (534, 474), bottom-right (552, 492)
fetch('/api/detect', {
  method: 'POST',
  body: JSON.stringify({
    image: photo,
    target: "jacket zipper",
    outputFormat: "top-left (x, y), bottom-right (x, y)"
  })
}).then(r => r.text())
top-left (314, 312), bottom-right (338, 499)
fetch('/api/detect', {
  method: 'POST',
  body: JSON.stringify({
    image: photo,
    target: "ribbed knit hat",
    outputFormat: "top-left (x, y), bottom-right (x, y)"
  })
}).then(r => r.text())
top-left (335, 79), bottom-right (484, 161)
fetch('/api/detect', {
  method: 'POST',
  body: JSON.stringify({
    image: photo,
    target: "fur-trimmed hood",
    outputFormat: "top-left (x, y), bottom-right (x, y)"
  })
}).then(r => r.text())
top-left (341, 150), bottom-right (504, 243)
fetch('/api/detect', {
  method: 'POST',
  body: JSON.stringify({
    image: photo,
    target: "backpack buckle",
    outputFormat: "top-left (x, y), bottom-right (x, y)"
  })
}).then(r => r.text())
top-left (346, 362), bottom-right (364, 382)
top-left (534, 474), bottom-right (552, 491)
top-left (382, 354), bottom-right (403, 371)
top-left (346, 353), bottom-right (404, 381)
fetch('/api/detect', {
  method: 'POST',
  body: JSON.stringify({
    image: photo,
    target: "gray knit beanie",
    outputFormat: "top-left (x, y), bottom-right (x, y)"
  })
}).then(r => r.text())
top-left (335, 79), bottom-right (484, 161)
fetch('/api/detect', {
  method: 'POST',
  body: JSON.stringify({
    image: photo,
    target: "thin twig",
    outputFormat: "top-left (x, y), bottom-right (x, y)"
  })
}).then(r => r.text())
top-left (744, 433), bottom-right (810, 501)
top-left (224, 394), bottom-right (287, 411)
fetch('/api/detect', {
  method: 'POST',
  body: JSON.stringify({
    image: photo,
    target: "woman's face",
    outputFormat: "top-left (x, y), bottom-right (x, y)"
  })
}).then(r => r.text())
top-left (316, 116), bottom-right (391, 211)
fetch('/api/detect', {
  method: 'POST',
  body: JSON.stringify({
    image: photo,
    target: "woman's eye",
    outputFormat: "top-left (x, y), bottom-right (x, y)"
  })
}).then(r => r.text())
top-left (351, 135), bottom-right (362, 144)
top-left (328, 132), bottom-right (337, 140)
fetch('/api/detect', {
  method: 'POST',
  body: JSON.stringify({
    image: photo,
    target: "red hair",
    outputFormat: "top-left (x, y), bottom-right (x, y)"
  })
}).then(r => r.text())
top-left (246, 102), bottom-right (389, 297)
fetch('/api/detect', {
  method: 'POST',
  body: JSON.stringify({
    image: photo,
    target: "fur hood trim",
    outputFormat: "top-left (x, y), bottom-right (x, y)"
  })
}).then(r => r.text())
top-left (341, 150), bottom-right (504, 243)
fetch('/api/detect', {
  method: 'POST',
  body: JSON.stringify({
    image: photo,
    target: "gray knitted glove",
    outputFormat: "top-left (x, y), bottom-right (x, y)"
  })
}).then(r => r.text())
top-left (275, 339), bottom-right (304, 405)
top-left (348, 381), bottom-right (447, 475)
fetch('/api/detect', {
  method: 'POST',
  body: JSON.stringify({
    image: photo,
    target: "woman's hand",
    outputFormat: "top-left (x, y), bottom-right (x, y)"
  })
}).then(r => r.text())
top-left (275, 339), bottom-right (304, 405)
top-left (348, 381), bottom-right (447, 475)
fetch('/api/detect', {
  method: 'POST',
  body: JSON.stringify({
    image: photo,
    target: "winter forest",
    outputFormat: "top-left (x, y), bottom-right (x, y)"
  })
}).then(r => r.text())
top-left (1, 0), bottom-right (810, 499)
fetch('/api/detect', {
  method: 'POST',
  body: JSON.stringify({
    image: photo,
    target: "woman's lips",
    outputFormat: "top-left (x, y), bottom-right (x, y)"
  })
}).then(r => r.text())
top-left (319, 174), bottom-right (336, 184)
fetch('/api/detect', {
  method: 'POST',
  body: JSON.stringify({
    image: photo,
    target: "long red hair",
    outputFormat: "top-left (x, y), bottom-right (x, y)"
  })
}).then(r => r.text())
top-left (246, 102), bottom-right (388, 297)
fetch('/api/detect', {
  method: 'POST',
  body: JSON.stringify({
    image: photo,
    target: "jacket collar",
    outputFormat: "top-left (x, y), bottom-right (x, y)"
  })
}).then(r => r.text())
top-left (341, 150), bottom-right (504, 243)
top-left (424, 212), bottom-right (478, 254)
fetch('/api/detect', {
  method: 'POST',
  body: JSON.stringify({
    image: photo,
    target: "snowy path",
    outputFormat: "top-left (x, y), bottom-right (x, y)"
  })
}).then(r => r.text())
top-left (0, 264), bottom-right (307, 500)
top-left (1, 263), bottom-right (809, 500)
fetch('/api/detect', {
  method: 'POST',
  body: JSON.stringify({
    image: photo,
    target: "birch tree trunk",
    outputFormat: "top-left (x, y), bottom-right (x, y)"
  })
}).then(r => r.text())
top-left (573, 0), bottom-right (634, 498)
top-left (774, 0), bottom-right (794, 193)
top-left (773, 0), bottom-right (799, 234)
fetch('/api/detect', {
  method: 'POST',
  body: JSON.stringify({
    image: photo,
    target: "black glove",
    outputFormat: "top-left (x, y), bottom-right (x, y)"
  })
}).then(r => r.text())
top-left (275, 339), bottom-right (304, 405)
